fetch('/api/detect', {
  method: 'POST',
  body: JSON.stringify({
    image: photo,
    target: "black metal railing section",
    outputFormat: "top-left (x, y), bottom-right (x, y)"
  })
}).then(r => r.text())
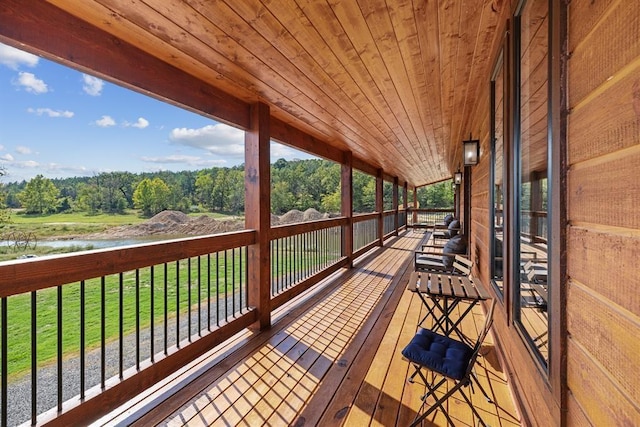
top-left (406, 208), bottom-right (455, 227)
top-left (270, 224), bottom-right (342, 296)
top-left (398, 209), bottom-right (407, 229)
top-left (0, 231), bottom-right (254, 426)
top-left (0, 210), bottom-right (409, 425)
top-left (353, 214), bottom-right (379, 253)
top-left (383, 211), bottom-right (396, 237)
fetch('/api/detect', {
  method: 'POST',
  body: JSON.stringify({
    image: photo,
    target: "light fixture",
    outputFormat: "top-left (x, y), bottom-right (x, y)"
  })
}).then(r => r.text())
top-left (454, 170), bottom-right (462, 185)
top-left (463, 135), bottom-right (480, 166)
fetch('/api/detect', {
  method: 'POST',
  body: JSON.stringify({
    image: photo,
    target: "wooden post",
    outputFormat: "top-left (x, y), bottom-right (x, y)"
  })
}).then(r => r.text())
top-left (412, 186), bottom-right (418, 226)
top-left (245, 102), bottom-right (271, 330)
top-left (393, 177), bottom-right (399, 235)
top-left (341, 152), bottom-right (353, 268)
top-left (376, 169), bottom-right (383, 245)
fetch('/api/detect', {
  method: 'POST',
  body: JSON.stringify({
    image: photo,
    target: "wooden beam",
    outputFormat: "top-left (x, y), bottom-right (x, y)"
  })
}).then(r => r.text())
top-left (0, 0), bottom-right (250, 129)
top-left (245, 102), bottom-right (272, 330)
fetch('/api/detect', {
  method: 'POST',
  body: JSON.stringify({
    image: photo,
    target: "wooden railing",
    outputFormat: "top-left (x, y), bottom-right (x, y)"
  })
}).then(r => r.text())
top-left (0, 213), bottom-right (406, 425)
top-left (0, 231), bottom-right (257, 426)
top-left (406, 208), bottom-right (455, 228)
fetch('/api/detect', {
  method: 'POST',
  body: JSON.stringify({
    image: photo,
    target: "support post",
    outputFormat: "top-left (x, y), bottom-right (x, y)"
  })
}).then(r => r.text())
top-left (245, 102), bottom-right (271, 330)
top-left (376, 169), bottom-right (383, 246)
top-left (393, 177), bottom-right (399, 235)
top-left (341, 152), bottom-right (353, 268)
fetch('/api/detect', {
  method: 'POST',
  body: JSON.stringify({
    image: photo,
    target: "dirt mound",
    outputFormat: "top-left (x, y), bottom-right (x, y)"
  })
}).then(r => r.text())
top-left (279, 209), bottom-right (304, 224)
top-left (85, 208), bottom-right (333, 239)
top-left (303, 208), bottom-right (323, 221)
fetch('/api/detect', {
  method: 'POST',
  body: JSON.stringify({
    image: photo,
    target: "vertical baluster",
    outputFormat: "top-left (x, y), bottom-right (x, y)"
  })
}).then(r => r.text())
top-left (207, 254), bottom-right (211, 331)
top-left (187, 258), bottom-right (191, 342)
top-left (101, 277), bottom-right (106, 388)
top-left (119, 273), bottom-right (123, 379)
top-left (176, 260), bottom-right (180, 348)
top-left (164, 263), bottom-right (168, 355)
top-left (238, 247), bottom-right (243, 313)
top-left (57, 286), bottom-right (62, 411)
top-left (31, 291), bottom-right (37, 424)
top-left (232, 248), bottom-right (236, 317)
top-left (197, 256), bottom-right (201, 337)
top-left (2, 297), bottom-right (7, 427)
top-left (224, 250), bottom-right (228, 322)
top-left (150, 266), bottom-right (155, 363)
top-left (216, 252), bottom-right (220, 328)
top-left (135, 270), bottom-right (140, 370)
top-left (80, 280), bottom-right (85, 398)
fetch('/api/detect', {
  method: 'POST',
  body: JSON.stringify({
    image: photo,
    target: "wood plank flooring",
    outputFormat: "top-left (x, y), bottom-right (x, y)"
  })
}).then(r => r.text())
top-left (96, 230), bottom-right (521, 426)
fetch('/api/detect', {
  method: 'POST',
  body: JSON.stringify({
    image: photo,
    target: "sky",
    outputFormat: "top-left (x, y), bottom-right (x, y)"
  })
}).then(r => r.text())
top-left (0, 42), bottom-right (315, 184)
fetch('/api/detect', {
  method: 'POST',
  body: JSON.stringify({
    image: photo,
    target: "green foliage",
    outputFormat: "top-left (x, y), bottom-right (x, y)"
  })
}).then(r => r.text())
top-left (17, 174), bottom-right (60, 214)
top-left (0, 167), bottom-right (10, 226)
top-left (416, 180), bottom-right (455, 209)
top-left (133, 177), bottom-right (171, 217)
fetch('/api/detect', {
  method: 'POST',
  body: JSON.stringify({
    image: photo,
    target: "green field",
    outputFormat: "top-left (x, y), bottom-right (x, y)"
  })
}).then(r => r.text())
top-left (1, 211), bottom-right (339, 378)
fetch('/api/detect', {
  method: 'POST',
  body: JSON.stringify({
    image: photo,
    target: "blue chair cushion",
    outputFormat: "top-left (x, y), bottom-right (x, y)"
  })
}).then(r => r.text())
top-left (402, 328), bottom-right (473, 380)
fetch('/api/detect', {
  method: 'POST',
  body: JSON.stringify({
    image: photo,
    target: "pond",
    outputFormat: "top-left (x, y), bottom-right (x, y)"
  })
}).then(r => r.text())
top-left (2, 238), bottom-right (162, 250)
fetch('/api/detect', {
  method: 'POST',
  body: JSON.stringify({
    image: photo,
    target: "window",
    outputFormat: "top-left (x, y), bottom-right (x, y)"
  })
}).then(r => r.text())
top-left (515, 0), bottom-right (550, 366)
top-left (490, 48), bottom-right (506, 299)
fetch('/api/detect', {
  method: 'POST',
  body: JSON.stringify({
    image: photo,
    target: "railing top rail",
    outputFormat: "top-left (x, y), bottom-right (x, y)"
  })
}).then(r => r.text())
top-left (0, 229), bottom-right (257, 297)
top-left (353, 212), bottom-right (379, 222)
top-left (269, 216), bottom-right (347, 240)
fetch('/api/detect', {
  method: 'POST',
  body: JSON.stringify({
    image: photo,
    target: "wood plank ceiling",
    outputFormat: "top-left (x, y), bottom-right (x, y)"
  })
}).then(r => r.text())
top-left (9, 0), bottom-right (507, 187)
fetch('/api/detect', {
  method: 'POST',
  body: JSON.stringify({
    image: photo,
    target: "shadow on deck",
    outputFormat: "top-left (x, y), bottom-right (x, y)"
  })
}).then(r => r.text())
top-left (95, 230), bottom-right (521, 426)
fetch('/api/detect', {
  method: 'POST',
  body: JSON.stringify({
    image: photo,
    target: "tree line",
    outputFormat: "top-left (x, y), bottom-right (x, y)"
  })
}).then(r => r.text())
top-left (0, 158), bottom-right (454, 219)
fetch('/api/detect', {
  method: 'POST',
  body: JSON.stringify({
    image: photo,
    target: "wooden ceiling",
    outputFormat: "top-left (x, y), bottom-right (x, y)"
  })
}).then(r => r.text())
top-left (1, 0), bottom-right (508, 187)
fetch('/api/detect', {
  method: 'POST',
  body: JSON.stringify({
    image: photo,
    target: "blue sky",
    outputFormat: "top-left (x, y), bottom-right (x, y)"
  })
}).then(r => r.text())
top-left (0, 42), bottom-right (314, 183)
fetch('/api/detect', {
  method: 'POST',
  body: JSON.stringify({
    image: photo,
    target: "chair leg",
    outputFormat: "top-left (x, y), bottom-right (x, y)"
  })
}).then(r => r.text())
top-left (458, 387), bottom-right (488, 427)
top-left (410, 381), bottom-right (463, 427)
top-left (470, 371), bottom-right (493, 403)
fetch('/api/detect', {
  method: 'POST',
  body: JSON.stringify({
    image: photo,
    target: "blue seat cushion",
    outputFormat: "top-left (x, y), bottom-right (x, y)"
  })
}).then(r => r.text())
top-left (402, 328), bottom-right (473, 380)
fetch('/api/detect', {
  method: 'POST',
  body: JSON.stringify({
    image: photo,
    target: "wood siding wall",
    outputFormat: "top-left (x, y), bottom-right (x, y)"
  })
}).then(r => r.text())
top-left (470, 0), bottom-right (640, 425)
top-left (566, 0), bottom-right (640, 424)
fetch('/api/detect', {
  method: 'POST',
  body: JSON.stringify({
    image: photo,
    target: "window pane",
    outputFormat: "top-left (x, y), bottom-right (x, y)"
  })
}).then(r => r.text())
top-left (491, 50), bottom-right (506, 298)
top-left (517, 0), bottom-right (549, 366)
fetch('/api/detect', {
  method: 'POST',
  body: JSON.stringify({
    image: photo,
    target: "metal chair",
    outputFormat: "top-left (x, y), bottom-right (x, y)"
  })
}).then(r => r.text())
top-left (402, 299), bottom-right (497, 427)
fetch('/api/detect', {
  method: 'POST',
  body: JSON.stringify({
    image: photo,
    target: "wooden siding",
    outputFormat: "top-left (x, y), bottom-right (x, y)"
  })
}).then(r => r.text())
top-left (566, 0), bottom-right (640, 425)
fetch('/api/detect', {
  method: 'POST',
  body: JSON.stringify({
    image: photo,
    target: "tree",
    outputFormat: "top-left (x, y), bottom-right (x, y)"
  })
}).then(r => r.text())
top-left (17, 174), bottom-right (60, 214)
top-left (0, 167), bottom-right (11, 226)
top-left (133, 177), bottom-right (171, 217)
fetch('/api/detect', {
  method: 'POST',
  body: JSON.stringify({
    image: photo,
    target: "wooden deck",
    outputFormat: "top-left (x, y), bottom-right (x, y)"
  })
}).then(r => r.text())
top-left (96, 230), bottom-right (521, 426)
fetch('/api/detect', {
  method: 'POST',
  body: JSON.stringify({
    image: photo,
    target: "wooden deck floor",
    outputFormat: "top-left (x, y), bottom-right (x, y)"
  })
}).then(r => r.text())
top-left (97, 230), bottom-right (521, 427)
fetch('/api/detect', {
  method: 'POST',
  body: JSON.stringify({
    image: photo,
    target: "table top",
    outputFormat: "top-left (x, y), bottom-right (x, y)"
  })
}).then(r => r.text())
top-left (407, 270), bottom-right (491, 301)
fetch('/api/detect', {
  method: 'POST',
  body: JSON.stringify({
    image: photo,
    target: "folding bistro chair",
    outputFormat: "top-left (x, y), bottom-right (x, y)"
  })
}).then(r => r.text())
top-left (402, 299), bottom-right (497, 427)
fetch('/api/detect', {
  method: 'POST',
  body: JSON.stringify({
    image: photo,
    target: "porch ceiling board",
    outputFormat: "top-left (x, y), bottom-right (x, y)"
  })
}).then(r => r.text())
top-left (15, 0), bottom-right (506, 186)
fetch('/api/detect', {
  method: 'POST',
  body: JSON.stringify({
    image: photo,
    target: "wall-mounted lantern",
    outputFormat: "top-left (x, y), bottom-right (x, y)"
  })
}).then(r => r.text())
top-left (463, 136), bottom-right (480, 166)
top-left (454, 170), bottom-right (462, 185)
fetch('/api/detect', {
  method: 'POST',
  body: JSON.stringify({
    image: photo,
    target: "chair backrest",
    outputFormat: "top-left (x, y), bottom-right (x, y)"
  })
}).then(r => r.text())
top-left (465, 299), bottom-right (497, 377)
top-left (452, 254), bottom-right (473, 277)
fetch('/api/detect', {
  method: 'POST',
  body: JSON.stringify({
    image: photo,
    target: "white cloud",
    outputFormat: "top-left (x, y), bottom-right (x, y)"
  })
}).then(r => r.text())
top-left (140, 154), bottom-right (226, 167)
top-left (27, 107), bottom-right (74, 118)
top-left (82, 74), bottom-right (104, 96)
top-left (0, 153), bottom-right (14, 162)
top-left (169, 123), bottom-right (244, 157)
top-left (95, 115), bottom-right (116, 127)
top-left (124, 117), bottom-right (149, 129)
top-left (16, 146), bottom-right (33, 155)
top-left (0, 43), bottom-right (39, 70)
top-left (16, 72), bottom-right (48, 94)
